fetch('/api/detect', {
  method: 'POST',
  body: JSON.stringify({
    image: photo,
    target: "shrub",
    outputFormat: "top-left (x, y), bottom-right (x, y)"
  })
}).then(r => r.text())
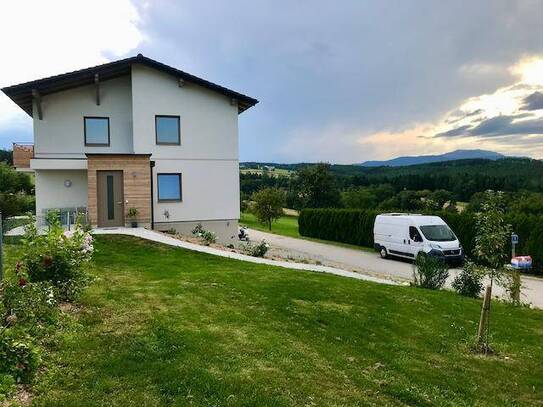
top-left (192, 224), bottom-right (216, 245)
top-left (452, 261), bottom-right (484, 298)
top-left (201, 231), bottom-right (217, 245)
top-left (413, 254), bottom-right (449, 289)
top-left (0, 330), bottom-right (41, 383)
top-left (192, 223), bottom-right (204, 236)
top-left (20, 216), bottom-right (94, 302)
top-left (241, 240), bottom-right (269, 257)
top-left (299, 209), bottom-right (380, 247)
top-left (0, 193), bottom-right (35, 219)
top-left (0, 278), bottom-right (57, 330)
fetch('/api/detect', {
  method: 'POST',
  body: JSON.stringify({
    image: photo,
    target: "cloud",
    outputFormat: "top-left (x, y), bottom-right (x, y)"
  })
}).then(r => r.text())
top-left (0, 0), bottom-right (144, 148)
top-left (436, 125), bottom-right (472, 138)
top-left (3, 1), bottom-right (543, 161)
top-left (522, 91), bottom-right (543, 110)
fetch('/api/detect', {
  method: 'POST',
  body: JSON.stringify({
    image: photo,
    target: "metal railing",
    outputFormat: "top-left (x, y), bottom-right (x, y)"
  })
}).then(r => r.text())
top-left (38, 207), bottom-right (89, 230)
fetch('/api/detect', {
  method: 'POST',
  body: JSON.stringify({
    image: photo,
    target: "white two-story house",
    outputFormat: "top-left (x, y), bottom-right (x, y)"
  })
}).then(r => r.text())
top-left (2, 54), bottom-right (258, 242)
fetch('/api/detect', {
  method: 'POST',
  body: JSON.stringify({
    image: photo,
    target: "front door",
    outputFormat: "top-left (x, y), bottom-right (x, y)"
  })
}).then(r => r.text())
top-left (97, 171), bottom-right (124, 227)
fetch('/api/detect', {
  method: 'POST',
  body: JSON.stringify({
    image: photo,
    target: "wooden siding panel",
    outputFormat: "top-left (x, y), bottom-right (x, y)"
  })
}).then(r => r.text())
top-left (87, 155), bottom-right (151, 228)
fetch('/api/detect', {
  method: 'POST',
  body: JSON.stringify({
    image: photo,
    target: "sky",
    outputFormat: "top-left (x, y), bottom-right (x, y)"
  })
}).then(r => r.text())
top-left (1, 0), bottom-right (543, 164)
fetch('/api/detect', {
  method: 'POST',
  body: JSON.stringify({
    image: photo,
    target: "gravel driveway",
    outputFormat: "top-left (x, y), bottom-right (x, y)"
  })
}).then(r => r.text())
top-left (248, 228), bottom-right (543, 309)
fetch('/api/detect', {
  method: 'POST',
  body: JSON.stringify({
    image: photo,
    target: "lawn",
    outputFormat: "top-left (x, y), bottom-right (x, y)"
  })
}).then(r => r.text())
top-left (240, 212), bottom-right (372, 251)
top-left (240, 212), bottom-right (301, 238)
top-left (3, 235), bottom-right (543, 406)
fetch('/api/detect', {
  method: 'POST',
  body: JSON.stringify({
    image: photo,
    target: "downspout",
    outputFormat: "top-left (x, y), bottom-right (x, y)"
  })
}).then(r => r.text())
top-left (150, 160), bottom-right (155, 230)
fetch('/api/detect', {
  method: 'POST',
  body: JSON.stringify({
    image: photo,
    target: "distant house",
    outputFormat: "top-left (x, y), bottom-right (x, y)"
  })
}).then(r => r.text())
top-left (2, 54), bottom-right (258, 242)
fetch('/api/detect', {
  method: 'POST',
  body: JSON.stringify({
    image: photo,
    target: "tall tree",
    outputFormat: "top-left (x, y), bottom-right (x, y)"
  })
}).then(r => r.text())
top-left (293, 163), bottom-right (342, 209)
top-left (0, 149), bottom-right (13, 165)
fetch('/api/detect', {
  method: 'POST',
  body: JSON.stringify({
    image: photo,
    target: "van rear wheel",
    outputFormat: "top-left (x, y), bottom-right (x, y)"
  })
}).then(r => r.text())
top-left (379, 247), bottom-right (388, 259)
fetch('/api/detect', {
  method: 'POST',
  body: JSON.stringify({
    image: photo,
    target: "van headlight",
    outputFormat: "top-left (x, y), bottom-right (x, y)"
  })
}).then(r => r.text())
top-left (429, 243), bottom-right (442, 251)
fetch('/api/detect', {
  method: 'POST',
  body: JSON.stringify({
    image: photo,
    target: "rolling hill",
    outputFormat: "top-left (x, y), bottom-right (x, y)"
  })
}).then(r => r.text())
top-left (360, 149), bottom-right (505, 167)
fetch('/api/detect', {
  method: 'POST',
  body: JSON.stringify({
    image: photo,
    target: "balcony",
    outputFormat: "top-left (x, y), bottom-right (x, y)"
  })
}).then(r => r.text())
top-left (13, 142), bottom-right (34, 169)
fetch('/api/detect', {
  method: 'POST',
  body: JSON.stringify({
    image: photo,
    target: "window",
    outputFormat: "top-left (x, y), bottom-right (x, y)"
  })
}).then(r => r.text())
top-left (409, 226), bottom-right (423, 242)
top-left (84, 117), bottom-right (110, 146)
top-left (155, 115), bottom-right (180, 145)
top-left (157, 173), bottom-right (182, 201)
top-left (420, 225), bottom-right (456, 242)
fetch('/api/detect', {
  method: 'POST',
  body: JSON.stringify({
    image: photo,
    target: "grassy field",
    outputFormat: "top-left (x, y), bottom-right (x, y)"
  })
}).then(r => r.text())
top-left (3, 235), bottom-right (543, 406)
top-left (240, 212), bottom-right (301, 238)
top-left (240, 168), bottom-right (294, 178)
top-left (240, 212), bottom-right (372, 251)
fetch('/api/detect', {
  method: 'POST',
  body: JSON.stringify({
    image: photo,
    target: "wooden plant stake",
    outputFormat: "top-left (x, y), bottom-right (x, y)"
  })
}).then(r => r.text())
top-left (476, 285), bottom-right (492, 351)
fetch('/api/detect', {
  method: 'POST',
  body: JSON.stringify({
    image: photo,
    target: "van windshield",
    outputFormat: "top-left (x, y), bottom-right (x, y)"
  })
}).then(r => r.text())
top-left (420, 225), bottom-right (456, 242)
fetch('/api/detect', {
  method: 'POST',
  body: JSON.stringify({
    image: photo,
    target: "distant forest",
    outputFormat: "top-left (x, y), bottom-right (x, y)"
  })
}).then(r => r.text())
top-left (240, 158), bottom-right (543, 214)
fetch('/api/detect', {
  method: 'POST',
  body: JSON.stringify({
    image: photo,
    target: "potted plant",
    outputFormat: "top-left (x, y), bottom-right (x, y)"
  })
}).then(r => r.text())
top-left (127, 207), bottom-right (138, 228)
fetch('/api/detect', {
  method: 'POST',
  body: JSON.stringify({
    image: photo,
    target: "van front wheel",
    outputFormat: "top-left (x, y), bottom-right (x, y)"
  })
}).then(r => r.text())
top-left (379, 247), bottom-right (388, 259)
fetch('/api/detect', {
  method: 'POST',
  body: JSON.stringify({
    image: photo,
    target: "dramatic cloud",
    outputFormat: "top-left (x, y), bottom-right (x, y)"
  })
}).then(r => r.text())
top-left (523, 92), bottom-right (543, 111)
top-left (2, 1), bottom-right (543, 161)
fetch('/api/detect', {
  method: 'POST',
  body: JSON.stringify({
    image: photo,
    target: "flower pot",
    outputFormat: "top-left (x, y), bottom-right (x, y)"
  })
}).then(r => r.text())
top-left (131, 221), bottom-right (138, 228)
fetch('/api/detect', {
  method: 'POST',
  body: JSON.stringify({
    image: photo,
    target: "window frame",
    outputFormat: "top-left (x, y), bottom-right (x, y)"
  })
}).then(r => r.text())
top-left (84, 116), bottom-right (110, 147)
top-left (155, 115), bottom-right (181, 145)
top-left (157, 173), bottom-right (183, 202)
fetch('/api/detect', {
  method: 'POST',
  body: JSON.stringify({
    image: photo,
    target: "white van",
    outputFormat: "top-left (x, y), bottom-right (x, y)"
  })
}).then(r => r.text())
top-left (373, 213), bottom-right (463, 265)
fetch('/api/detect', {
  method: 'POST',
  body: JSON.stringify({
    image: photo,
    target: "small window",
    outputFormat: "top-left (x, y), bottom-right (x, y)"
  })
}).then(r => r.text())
top-left (84, 117), bottom-right (110, 146)
top-left (156, 115), bottom-right (180, 145)
top-left (157, 173), bottom-right (182, 201)
top-left (409, 226), bottom-right (423, 242)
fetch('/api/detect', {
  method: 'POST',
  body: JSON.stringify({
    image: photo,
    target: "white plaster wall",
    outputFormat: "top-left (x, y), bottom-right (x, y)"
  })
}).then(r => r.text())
top-left (153, 159), bottom-right (240, 223)
top-left (34, 170), bottom-right (88, 215)
top-left (131, 65), bottom-right (239, 159)
top-left (33, 76), bottom-right (133, 158)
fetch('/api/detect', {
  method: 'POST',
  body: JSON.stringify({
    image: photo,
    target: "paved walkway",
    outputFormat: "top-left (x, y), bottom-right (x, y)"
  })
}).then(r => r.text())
top-left (248, 228), bottom-right (543, 309)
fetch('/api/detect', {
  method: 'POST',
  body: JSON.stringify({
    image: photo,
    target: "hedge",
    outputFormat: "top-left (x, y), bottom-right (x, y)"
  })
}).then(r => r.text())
top-left (299, 209), bottom-right (543, 274)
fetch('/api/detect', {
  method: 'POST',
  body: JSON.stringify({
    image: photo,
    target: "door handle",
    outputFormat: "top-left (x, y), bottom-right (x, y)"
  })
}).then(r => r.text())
top-left (116, 201), bottom-right (123, 205)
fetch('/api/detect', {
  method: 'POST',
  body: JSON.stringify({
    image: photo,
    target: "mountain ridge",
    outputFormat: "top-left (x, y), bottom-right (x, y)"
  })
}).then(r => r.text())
top-left (360, 149), bottom-right (505, 167)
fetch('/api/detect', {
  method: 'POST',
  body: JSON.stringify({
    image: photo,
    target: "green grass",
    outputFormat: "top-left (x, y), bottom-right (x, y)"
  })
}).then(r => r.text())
top-left (240, 168), bottom-right (293, 178)
top-left (3, 236), bottom-right (543, 406)
top-left (240, 212), bottom-right (301, 238)
top-left (240, 212), bottom-right (372, 251)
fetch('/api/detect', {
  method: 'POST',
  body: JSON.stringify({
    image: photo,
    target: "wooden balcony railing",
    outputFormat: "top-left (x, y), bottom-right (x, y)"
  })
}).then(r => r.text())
top-left (12, 143), bottom-right (34, 169)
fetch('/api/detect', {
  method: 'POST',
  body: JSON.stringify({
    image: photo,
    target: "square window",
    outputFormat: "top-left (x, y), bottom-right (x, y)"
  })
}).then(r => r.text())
top-left (84, 117), bottom-right (110, 146)
top-left (156, 115), bottom-right (180, 145)
top-left (157, 173), bottom-right (182, 201)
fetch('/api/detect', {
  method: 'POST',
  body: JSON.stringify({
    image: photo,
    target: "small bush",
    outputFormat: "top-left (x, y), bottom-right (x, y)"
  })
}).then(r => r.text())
top-left (20, 216), bottom-right (94, 302)
top-left (0, 330), bottom-right (41, 383)
top-left (201, 231), bottom-right (216, 245)
top-left (452, 261), bottom-right (484, 298)
top-left (192, 223), bottom-right (204, 236)
top-left (413, 254), bottom-right (449, 289)
top-left (192, 224), bottom-right (217, 245)
top-left (242, 240), bottom-right (269, 257)
top-left (0, 278), bottom-right (57, 330)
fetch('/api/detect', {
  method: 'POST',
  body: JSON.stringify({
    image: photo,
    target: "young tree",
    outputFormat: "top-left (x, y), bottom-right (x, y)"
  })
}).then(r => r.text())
top-left (473, 190), bottom-right (511, 352)
top-left (252, 188), bottom-right (286, 231)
